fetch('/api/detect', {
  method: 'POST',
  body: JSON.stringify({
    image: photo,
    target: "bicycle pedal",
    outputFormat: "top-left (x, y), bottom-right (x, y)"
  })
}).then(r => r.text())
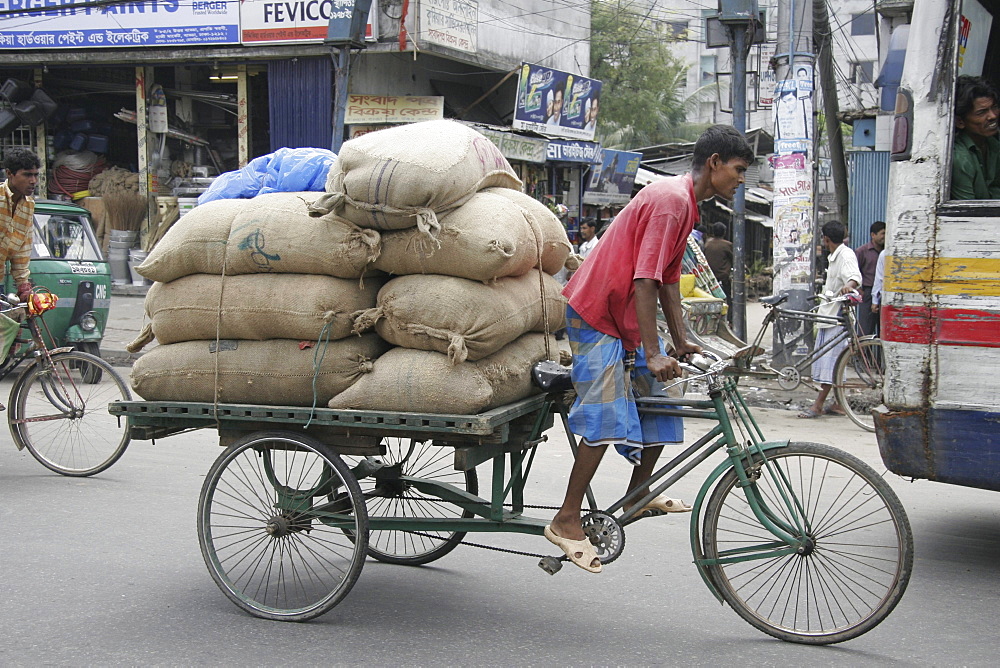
top-left (538, 556), bottom-right (563, 575)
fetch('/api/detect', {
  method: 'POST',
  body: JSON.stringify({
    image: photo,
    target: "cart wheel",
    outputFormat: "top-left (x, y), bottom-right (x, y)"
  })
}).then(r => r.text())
top-left (701, 442), bottom-right (912, 644)
top-left (10, 350), bottom-right (131, 477)
top-left (198, 431), bottom-right (368, 622)
top-left (834, 338), bottom-right (884, 432)
top-left (342, 437), bottom-right (478, 565)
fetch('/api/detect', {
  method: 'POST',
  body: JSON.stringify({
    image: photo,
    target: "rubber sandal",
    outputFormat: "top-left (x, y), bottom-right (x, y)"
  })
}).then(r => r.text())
top-left (797, 408), bottom-right (820, 419)
top-left (544, 525), bottom-right (602, 573)
top-left (640, 495), bottom-right (693, 514)
top-left (824, 407), bottom-right (846, 416)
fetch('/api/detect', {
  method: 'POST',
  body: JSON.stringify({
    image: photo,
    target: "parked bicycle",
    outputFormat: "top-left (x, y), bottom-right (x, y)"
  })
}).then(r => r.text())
top-left (0, 290), bottom-right (131, 476)
top-left (735, 291), bottom-right (885, 432)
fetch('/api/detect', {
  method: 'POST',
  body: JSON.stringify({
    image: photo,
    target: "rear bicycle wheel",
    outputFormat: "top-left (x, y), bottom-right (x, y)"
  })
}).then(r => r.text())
top-left (198, 431), bottom-right (368, 622)
top-left (343, 437), bottom-right (478, 565)
top-left (702, 442), bottom-right (912, 644)
top-left (10, 351), bottom-right (131, 477)
top-left (834, 338), bottom-right (884, 432)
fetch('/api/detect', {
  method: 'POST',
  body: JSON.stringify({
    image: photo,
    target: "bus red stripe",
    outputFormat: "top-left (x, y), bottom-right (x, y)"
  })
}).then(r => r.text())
top-left (882, 305), bottom-right (1000, 347)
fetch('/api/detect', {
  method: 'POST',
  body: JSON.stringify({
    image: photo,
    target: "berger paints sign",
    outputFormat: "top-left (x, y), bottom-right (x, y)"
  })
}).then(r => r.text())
top-left (0, 0), bottom-right (378, 48)
top-left (0, 0), bottom-right (240, 48)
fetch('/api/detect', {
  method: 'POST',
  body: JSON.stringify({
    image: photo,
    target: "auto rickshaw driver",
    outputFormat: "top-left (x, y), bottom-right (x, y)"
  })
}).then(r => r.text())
top-left (1, 147), bottom-right (41, 304)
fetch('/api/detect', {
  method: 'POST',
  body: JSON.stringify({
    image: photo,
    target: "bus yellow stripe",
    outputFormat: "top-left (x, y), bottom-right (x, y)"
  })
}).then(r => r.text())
top-left (885, 256), bottom-right (1000, 296)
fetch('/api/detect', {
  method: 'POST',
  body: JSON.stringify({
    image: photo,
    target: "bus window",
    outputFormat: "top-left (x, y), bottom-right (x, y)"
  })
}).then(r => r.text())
top-left (949, 0), bottom-right (1000, 200)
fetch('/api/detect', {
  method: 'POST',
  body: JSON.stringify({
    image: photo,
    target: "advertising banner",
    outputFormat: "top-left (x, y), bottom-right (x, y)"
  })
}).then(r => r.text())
top-left (583, 149), bottom-right (641, 205)
top-left (512, 62), bottom-right (601, 141)
top-left (0, 0), bottom-right (240, 49)
top-left (344, 95), bottom-right (444, 124)
top-left (418, 0), bottom-right (477, 53)
top-left (241, 0), bottom-right (377, 44)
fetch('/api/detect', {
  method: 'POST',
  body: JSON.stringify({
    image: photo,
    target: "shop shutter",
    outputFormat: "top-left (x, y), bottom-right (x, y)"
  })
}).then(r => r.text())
top-left (268, 58), bottom-right (333, 151)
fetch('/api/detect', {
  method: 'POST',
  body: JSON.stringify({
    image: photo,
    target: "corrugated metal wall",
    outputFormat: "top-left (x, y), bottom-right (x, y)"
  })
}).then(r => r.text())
top-left (847, 150), bottom-right (890, 248)
top-left (268, 57), bottom-right (333, 152)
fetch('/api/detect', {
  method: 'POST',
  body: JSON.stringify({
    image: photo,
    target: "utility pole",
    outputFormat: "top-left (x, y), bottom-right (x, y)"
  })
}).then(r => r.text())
top-left (813, 0), bottom-right (850, 226)
top-left (721, 0), bottom-right (758, 341)
top-left (771, 0), bottom-right (816, 369)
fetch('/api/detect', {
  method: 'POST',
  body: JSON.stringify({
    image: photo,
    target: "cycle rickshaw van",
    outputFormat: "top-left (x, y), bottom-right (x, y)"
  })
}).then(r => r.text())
top-left (3, 198), bottom-right (110, 357)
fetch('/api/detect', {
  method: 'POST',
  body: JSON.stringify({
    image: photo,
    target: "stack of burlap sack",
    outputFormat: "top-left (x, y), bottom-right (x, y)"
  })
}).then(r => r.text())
top-left (129, 120), bottom-right (572, 414)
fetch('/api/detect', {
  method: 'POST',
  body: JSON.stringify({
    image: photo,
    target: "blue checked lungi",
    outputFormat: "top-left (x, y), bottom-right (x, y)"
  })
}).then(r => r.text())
top-left (811, 326), bottom-right (848, 384)
top-left (565, 305), bottom-right (684, 465)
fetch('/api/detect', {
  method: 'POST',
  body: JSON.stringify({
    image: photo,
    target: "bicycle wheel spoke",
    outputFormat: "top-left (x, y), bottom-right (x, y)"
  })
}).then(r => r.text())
top-left (14, 352), bottom-right (131, 476)
top-left (199, 434), bottom-right (367, 621)
top-left (703, 443), bottom-right (912, 644)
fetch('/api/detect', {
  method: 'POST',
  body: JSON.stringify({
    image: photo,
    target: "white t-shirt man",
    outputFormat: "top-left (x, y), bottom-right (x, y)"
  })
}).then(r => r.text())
top-left (817, 243), bottom-right (862, 328)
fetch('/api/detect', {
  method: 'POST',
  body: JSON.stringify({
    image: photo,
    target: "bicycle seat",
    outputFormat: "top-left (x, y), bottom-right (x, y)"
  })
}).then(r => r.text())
top-left (532, 360), bottom-right (573, 393)
top-left (759, 294), bottom-right (788, 307)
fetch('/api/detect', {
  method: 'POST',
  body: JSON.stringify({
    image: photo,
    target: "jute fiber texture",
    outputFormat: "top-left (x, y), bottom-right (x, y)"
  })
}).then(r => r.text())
top-left (327, 333), bottom-right (557, 414)
top-left (130, 335), bottom-right (391, 406)
top-left (143, 273), bottom-right (385, 345)
top-left (373, 188), bottom-right (564, 281)
top-left (483, 187), bottom-right (573, 275)
top-left (137, 192), bottom-right (381, 283)
top-left (354, 272), bottom-right (566, 364)
top-left (308, 120), bottom-right (522, 236)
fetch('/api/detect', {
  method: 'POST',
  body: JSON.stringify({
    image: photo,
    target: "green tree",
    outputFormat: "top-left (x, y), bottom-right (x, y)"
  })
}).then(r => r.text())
top-left (591, 0), bottom-right (697, 147)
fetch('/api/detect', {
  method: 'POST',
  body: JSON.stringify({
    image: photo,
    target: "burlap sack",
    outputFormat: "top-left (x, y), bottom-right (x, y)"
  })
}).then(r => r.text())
top-left (327, 333), bottom-right (556, 414)
top-left (130, 335), bottom-right (390, 406)
top-left (137, 192), bottom-right (380, 283)
top-left (483, 187), bottom-right (573, 274)
top-left (354, 272), bottom-right (565, 364)
top-left (308, 120), bottom-right (521, 238)
top-left (142, 273), bottom-right (385, 346)
top-left (372, 189), bottom-right (544, 281)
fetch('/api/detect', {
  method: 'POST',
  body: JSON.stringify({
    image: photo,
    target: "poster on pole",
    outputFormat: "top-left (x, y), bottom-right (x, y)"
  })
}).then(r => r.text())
top-left (512, 62), bottom-right (602, 141)
top-left (771, 76), bottom-right (815, 296)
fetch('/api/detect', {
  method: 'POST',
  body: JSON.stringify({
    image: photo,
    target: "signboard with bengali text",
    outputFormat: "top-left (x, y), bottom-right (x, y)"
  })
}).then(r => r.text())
top-left (0, 0), bottom-right (378, 48)
top-left (344, 95), bottom-right (444, 124)
top-left (418, 0), bottom-right (477, 53)
top-left (0, 0), bottom-right (240, 49)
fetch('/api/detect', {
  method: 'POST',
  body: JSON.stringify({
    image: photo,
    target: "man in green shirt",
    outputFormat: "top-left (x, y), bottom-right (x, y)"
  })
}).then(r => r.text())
top-left (951, 75), bottom-right (1000, 200)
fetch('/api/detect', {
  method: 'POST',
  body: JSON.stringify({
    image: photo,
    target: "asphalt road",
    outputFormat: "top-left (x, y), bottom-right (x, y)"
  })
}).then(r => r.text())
top-left (1, 390), bottom-right (997, 666)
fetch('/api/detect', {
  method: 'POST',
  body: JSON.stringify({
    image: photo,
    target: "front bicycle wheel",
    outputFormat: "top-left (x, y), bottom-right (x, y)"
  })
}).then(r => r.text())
top-left (342, 438), bottom-right (478, 565)
top-left (702, 442), bottom-right (912, 645)
top-left (198, 431), bottom-right (368, 622)
top-left (834, 337), bottom-right (884, 432)
top-left (10, 351), bottom-right (131, 477)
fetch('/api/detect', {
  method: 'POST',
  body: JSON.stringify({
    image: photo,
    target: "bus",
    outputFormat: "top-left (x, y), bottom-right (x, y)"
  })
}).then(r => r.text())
top-left (876, 0), bottom-right (1000, 491)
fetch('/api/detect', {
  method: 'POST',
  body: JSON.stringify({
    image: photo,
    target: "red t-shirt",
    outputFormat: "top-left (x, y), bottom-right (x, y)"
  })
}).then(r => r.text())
top-left (563, 174), bottom-right (699, 351)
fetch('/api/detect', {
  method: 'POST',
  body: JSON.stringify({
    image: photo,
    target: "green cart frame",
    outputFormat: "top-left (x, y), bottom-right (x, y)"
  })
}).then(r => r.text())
top-left (109, 355), bottom-right (913, 645)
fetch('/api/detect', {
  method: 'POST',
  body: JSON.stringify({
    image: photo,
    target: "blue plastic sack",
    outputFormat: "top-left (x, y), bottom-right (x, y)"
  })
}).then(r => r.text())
top-left (198, 147), bottom-right (336, 205)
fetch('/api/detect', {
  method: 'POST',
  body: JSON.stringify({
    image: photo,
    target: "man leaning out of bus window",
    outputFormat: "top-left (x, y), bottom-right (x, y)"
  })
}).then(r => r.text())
top-left (951, 75), bottom-right (1000, 200)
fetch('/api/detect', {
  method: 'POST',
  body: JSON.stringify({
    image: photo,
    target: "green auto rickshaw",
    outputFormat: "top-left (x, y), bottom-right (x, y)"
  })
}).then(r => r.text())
top-left (4, 198), bottom-right (111, 359)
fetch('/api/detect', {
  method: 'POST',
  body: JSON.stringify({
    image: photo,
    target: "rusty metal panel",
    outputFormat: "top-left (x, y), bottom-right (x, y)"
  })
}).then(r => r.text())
top-left (847, 150), bottom-right (889, 246)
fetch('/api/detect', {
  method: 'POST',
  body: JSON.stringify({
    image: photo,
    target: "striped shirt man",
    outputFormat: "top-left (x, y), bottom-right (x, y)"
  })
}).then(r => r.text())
top-left (0, 180), bottom-right (34, 285)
